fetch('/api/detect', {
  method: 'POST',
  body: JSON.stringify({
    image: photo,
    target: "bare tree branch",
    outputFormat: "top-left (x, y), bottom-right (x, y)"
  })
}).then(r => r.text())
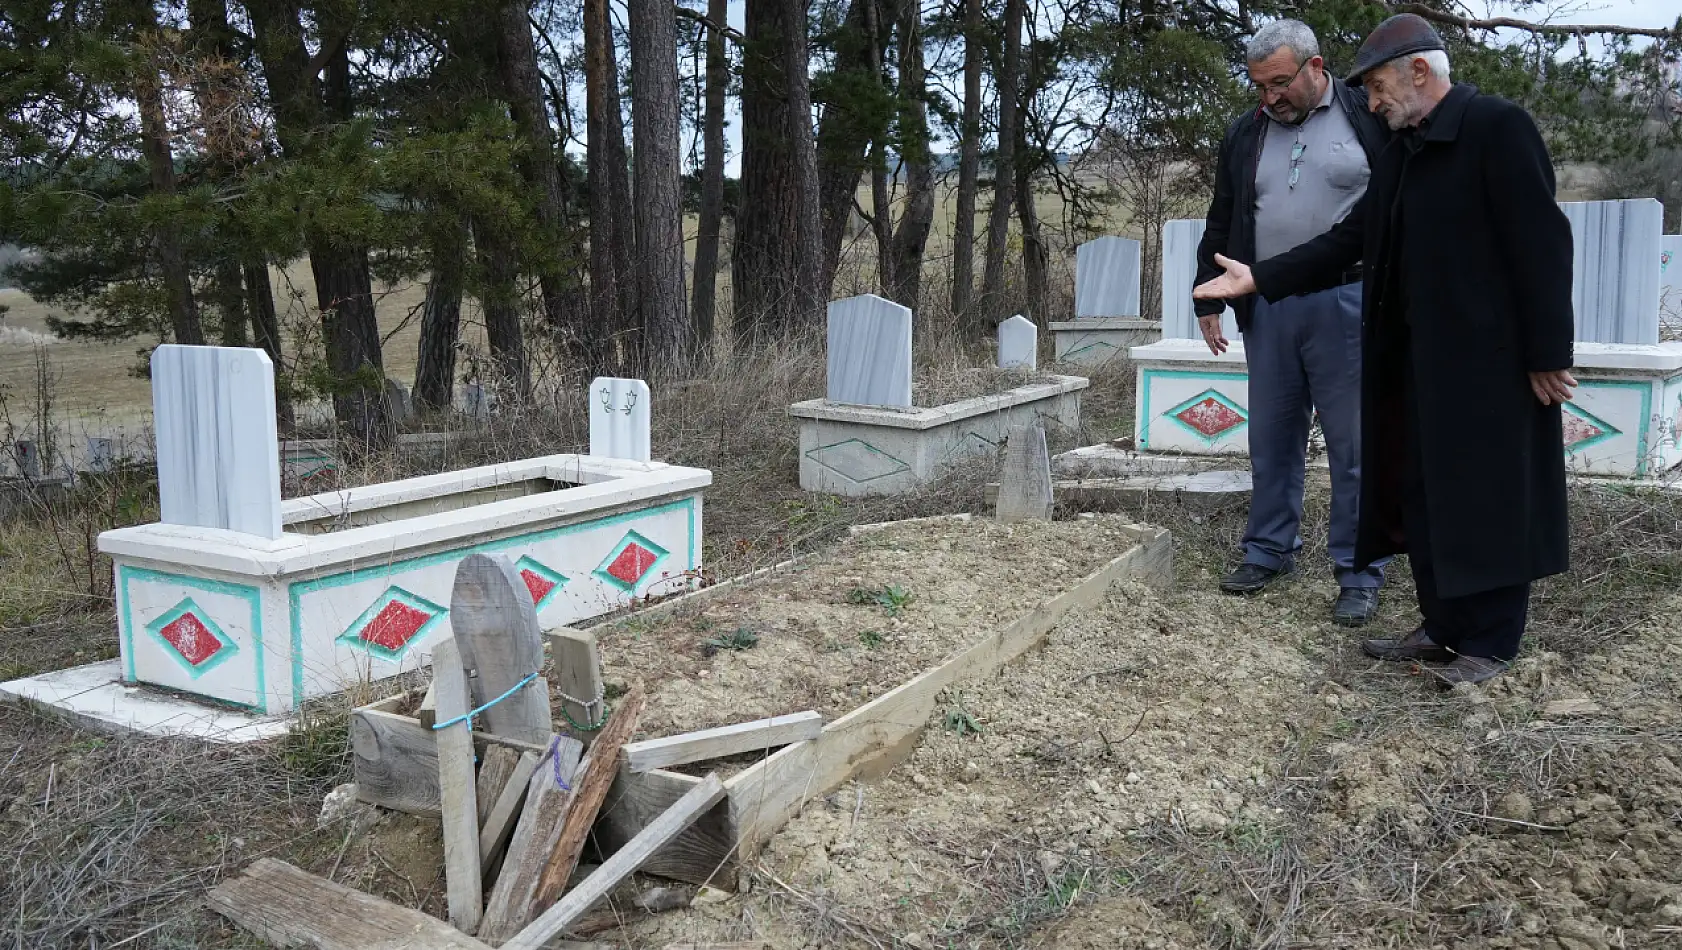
top-left (1388, 3), bottom-right (1679, 39)
top-left (673, 6), bottom-right (744, 45)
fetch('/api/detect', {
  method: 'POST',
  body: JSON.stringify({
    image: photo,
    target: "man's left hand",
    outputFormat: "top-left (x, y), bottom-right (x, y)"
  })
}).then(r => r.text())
top-left (1529, 369), bottom-right (1577, 406)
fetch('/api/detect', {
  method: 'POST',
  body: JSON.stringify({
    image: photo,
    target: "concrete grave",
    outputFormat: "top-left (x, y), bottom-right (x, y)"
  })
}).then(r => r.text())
top-left (1129, 339), bottom-right (1253, 457)
top-left (589, 377), bottom-right (652, 462)
top-left (1564, 342), bottom-right (1682, 477)
top-left (1562, 199), bottom-right (1663, 345)
top-left (827, 294), bottom-right (912, 407)
top-left (997, 315), bottom-right (1038, 371)
top-left (995, 425), bottom-right (1054, 522)
top-left (1051, 236), bottom-right (1157, 365)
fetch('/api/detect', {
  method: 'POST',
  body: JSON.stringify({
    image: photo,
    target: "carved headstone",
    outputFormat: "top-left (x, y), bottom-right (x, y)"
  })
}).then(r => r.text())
top-left (589, 377), bottom-right (652, 462)
top-left (151, 345), bottom-right (283, 539)
top-left (995, 425), bottom-right (1054, 522)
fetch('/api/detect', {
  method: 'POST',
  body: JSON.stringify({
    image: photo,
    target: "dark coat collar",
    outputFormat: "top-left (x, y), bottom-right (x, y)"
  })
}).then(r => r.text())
top-left (1423, 82), bottom-right (1479, 143)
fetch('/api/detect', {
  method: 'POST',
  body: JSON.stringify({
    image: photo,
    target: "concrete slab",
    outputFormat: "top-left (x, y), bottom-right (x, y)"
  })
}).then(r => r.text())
top-left (0, 660), bottom-right (295, 743)
top-left (986, 470), bottom-right (1252, 513)
top-left (1052, 443), bottom-right (1216, 479)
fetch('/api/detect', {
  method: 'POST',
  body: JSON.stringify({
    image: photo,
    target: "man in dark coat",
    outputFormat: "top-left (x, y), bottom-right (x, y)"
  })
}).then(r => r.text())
top-left (1193, 13), bottom-right (1576, 687)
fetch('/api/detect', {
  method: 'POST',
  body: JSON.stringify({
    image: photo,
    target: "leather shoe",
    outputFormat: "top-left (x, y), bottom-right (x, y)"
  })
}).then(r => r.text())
top-left (1430, 655), bottom-right (1509, 689)
top-left (1332, 588), bottom-right (1379, 627)
top-left (1361, 626), bottom-right (1454, 663)
top-left (1220, 562), bottom-right (1292, 595)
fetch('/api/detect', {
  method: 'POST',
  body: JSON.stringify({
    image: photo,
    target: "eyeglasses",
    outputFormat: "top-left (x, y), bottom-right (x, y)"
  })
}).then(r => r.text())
top-left (1251, 57), bottom-right (1310, 94)
top-left (1289, 136), bottom-right (1305, 189)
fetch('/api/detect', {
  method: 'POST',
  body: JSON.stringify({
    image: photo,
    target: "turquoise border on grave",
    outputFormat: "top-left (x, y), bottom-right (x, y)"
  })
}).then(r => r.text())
top-left (143, 596), bottom-right (241, 679)
top-left (593, 529), bottom-right (672, 593)
top-left (1137, 368), bottom-right (1251, 450)
top-left (117, 565), bottom-right (266, 713)
top-left (286, 495), bottom-right (698, 707)
top-left (332, 586), bottom-right (449, 662)
top-left (1569, 379), bottom-right (1652, 477)
top-left (1560, 401), bottom-right (1622, 453)
top-left (512, 555), bottom-right (569, 612)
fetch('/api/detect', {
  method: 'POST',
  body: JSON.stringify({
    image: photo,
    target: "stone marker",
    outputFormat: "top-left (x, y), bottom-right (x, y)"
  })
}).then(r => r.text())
top-left (14, 441), bottom-right (41, 478)
top-left (589, 377), bottom-right (652, 462)
top-left (827, 294), bottom-right (912, 407)
top-left (1075, 237), bottom-right (1142, 318)
top-left (86, 437), bottom-right (114, 473)
top-left (464, 380), bottom-right (494, 419)
top-left (1160, 219), bottom-right (1238, 342)
top-left (995, 425), bottom-right (1053, 522)
top-left (997, 315), bottom-right (1038, 371)
top-left (385, 378), bottom-right (413, 424)
top-left (151, 344), bottom-right (283, 539)
top-left (1561, 198), bottom-right (1662, 345)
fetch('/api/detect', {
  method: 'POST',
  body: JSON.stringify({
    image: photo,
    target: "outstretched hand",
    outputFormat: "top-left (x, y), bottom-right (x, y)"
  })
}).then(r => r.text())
top-left (1193, 254), bottom-right (1256, 301)
top-left (1529, 369), bottom-right (1577, 407)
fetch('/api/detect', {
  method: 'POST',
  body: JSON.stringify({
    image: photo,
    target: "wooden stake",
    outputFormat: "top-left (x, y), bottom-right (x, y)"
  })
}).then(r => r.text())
top-left (502, 773), bottom-right (727, 950)
top-left (479, 737), bottom-right (585, 944)
top-left (480, 749), bottom-right (541, 878)
top-left (621, 710), bottom-right (824, 773)
top-left (476, 745), bottom-right (522, 826)
top-left (548, 627), bottom-right (606, 737)
top-left (418, 681), bottom-right (438, 729)
top-left (529, 686), bottom-right (646, 913)
top-left (433, 636), bottom-right (484, 935)
top-left (454, 554), bottom-right (553, 746)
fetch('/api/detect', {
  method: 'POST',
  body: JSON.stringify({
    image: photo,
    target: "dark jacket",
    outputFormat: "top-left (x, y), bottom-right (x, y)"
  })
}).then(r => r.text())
top-left (1251, 83), bottom-right (1572, 598)
top-left (1194, 79), bottom-right (1389, 331)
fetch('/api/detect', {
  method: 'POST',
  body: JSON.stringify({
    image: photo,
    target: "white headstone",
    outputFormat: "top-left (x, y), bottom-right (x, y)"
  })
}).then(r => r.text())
top-left (827, 294), bottom-right (912, 407)
top-left (589, 377), bottom-right (651, 462)
top-left (1561, 199), bottom-right (1663, 345)
top-left (1075, 237), bottom-right (1142, 318)
top-left (1662, 235), bottom-right (1681, 326)
top-left (1161, 219), bottom-right (1238, 341)
top-left (151, 344), bottom-right (283, 539)
top-left (997, 315), bottom-right (1038, 371)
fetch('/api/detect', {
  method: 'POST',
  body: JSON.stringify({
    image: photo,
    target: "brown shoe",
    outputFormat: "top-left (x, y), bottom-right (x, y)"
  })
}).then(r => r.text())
top-left (1429, 655), bottom-right (1510, 689)
top-left (1361, 626), bottom-right (1454, 663)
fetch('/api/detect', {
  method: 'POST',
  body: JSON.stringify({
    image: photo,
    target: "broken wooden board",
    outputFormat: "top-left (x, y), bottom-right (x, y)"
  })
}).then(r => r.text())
top-left (501, 774), bottom-right (728, 950)
top-left (432, 636), bottom-right (483, 934)
top-left (352, 697), bottom-right (545, 817)
top-left (207, 857), bottom-right (490, 950)
top-left (595, 766), bottom-right (738, 889)
top-left (481, 750), bottom-right (541, 877)
top-left (477, 745), bottom-right (523, 826)
top-left (479, 737), bottom-right (585, 943)
top-left (453, 553), bottom-right (552, 745)
top-left (621, 711), bottom-right (824, 773)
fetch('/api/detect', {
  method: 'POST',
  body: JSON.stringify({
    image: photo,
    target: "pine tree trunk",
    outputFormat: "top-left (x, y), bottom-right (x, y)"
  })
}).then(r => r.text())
top-left (951, 0), bottom-right (983, 321)
top-left (585, 0), bottom-right (639, 371)
top-left (187, 0), bottom-right (249, 348)
top-left (734, 0), bottom-right (822, 340)
top-left (814, 0), bottom-right (881, 294)
top-left (474, 218), bottom-right (529, 400)
top-left (689, 0), bottom-right (728, 359)
top-left (414, 225), bottom-right (466, 413)
top-left (630, 0), bottom-right (689, 372)
top-left (888, 0), bottom-right (933, 311)
top-left (244, 257), bottom-right (293, 430)
top-left (872, 144), bottom-right (894, 295)
top-left (132, 7), bottom-right (204, 346)
top-left (493, 0), bottom-right (575, 349)
top-left (1015, 161), bottom-right (1048, 324)
top-left (980, 0), bottom-right (1023, 321)
top-left (214, 258), bottom-right (249, 345)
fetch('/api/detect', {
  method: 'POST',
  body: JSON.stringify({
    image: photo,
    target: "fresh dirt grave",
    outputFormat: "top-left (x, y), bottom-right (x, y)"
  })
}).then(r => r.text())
top-left (608, 576), bottom-right (1682, 950)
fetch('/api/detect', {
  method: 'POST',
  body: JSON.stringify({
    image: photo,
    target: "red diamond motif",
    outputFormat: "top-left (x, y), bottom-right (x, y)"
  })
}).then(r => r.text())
top-left (360, 600), bottom-right (432, 652)
top-left (160, 612), bottom-right (223, 667)
top-left (521, 569), bottom-right (558, 605)
top-left (1175, 397), bottom-right (1245, 437)
top-left (1562, 412), bottom-right (1606, 449)
top-left (606, 542), bottom-right (658, 586)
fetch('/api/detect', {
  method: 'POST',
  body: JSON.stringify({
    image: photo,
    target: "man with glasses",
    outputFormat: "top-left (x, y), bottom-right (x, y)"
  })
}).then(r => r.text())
top-left (1194, 20), bottom-right (1390, 624)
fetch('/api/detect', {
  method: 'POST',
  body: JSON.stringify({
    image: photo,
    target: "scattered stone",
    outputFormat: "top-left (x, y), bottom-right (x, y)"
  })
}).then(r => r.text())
top-left (691, 885), bottom-right (735, 907)
top-left (632, 885), bottom-right (691, 914)
top-left (1543, 698), bottom-right (1604, 718)
top-left (316, 783), bottom-right (363, 830)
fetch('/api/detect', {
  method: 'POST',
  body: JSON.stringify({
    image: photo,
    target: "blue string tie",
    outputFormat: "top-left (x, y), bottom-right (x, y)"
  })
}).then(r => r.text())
top-left (429, 670), bottom-right (540, 732)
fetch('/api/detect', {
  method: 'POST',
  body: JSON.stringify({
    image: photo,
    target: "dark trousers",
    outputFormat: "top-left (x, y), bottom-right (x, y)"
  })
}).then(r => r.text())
top-left (1400, 343), bottom-right (1529, 661)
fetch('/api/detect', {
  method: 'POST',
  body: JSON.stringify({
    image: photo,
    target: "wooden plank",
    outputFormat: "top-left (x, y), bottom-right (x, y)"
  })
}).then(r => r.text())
top-left (502, 774), bottom-right (728, 950)
top-left (433, 637), bottom-right (484, 935)
top-left (351, 706), bottom-right (545, 817)
top-left (726, 528), bottom-right (1173, 855)
top-left (453, 553), bottom-right (553, 746)
top-left (480, 750), bottom-right (541, 877)
top-left (476, 745), bottom-right (522, 826)
top-left (479, 737), bottom-right (585, 944)
top-left (596, 766), bottom-right (738, 889)
top-left (547, 627), bottom-right (606, 737)
top-left (206, 857), bottom-right (491, 950)
top-left (622, 711), bottom-right (825, 773)
top-left (418, 681), bottom-right (437, 729)
top-left (530, 687), bottom-right (647, 911)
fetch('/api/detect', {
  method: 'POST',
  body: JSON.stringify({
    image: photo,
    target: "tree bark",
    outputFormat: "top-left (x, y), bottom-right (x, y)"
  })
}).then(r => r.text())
top-left (474, 218), bottom-right (529, 400)
top-left (492, 0), bottom-right (573, 358)
top-left (584, 0), bottom-right (639, 372)
top-left (1015, 158), bottom-right (1048, 324)
top-left (814, 0), bottom-right (883, 294)
top-left (689, 0), bottom-right (728, 359)
top-left (244, 257), bottom-right (293, 430)
top-left (888, 0), bottom-right (933, 311)
top-left (414, 224), bottom-right (466, 413)
top-left (950, 0), bottom-right (983, 321)
top-left (213, 259), bottom-right (249, 345)
top-left (630, 0), bottom-right (689, 371)
top-left (246, 0), bottom-right (390, 443)
top-left (734, 0), bottom-right (822, 340)
top-left (132, 4), bottom-right (204, 346)
top-left (980, 0), bottom-right (1023, 321)
top-left (187, 0), bottom-right (249, 347)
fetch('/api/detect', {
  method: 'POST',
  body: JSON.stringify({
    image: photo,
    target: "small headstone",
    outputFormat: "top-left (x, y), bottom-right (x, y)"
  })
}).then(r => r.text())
top-left (1075, 236), bottom-right (1142, 318)
top-left (827, 294), bottom-right (912, 407)
top-left (385, 377), bottom-right (413, 425)
top-left (14, 441), bottom-right (41, 479)
top-left (589, 377), bottom-right (651, 462)
top-left (997, 315), bottom-right (1038, 371)
top-left (1561, 199), bottom-right (1662, 345)
top-left (151, 345), bottom-right (283, 539)
top-left (86, 437), bottom-right (114, 473)
top-left (463, 381), bottom-right (494, 419)
top-left (1161, 219), bottom-right (1237, 342)
top-left (995, 425), bottom-right (1053, 522)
